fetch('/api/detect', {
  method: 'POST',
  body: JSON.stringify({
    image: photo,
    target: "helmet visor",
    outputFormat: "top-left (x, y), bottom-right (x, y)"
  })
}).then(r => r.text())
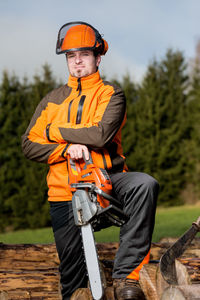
top-left (56, 22), bottom-right (100, 54)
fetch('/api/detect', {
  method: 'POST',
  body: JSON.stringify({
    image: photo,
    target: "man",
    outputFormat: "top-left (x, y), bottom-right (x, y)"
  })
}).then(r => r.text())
top-left (22, 22), bottom-right (159, 300)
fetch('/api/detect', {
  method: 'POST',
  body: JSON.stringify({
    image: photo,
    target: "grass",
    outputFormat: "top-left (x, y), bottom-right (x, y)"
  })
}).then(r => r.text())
top-left (152, 204), bottom-right (200, 242)
top-left (0, 227), bottom-right (54, 244)
top-left (0, 204), bottom-right (199, 244)
top-left (95, 203), bottom-right (200, 243)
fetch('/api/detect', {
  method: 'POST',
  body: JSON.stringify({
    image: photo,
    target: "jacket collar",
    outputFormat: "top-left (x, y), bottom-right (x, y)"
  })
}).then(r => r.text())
top-left (67, 71), bottom-right (101, 90)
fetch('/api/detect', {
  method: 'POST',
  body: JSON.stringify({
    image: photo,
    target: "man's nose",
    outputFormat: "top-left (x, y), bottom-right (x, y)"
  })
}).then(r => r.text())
top-left (75, 54), bottom-right (82, 64)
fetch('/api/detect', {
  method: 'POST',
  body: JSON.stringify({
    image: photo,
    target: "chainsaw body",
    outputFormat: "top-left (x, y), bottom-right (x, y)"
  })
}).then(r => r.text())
top-left (68, 154), bottom-right (128, 299)
top-left (68, 154), bottom-right (127, 230)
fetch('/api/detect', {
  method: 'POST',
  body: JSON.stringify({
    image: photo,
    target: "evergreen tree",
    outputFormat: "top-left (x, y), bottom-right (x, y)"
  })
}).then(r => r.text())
top-left (185, 41), bottom-right (200, 200)
top-left (0, 65), bottom-right (59, 231)
top-left (120, 74), bottom-right (139, 157)
top-left (21, 64), bottom-right (59, 229)
top-left (0, 71), bottom-right (27, 229)
top-left (125, 50), bottom-right (189, 205)
top-left (0, 52), bottom-right (197, 230)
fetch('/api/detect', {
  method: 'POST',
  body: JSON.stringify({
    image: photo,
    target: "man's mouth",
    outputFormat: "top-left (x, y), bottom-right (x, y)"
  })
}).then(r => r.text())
top-left (75, 65), bottom-right (84, 69)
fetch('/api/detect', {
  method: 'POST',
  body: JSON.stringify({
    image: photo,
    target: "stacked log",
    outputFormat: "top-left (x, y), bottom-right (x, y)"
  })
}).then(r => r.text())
top-left (0, 239), bottom-right (200, 299)
top-left (0, 243), bottom-right (61, 299)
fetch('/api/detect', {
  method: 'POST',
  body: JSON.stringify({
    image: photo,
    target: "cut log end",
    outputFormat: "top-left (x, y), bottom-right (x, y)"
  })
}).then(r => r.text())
top-left (161, 285), bottom-right (200, 300)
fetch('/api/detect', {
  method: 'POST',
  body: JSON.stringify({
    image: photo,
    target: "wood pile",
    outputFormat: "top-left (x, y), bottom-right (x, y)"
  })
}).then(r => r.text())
top-left (0, 243), bottom-right (61, 299)
top-left (0, 238), bottom-right (199, 299)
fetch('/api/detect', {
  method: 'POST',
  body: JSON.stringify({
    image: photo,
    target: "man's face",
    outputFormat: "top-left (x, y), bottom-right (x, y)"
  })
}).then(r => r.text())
top-left (66, 50), bottom-right (101, 78)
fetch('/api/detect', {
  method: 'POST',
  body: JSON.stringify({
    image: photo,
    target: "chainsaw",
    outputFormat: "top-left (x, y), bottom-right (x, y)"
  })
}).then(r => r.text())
top-left (68, 153), bottom-right (128, 300)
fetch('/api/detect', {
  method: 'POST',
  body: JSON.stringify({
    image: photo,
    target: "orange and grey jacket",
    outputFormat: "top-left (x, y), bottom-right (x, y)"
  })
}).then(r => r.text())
top-left (22, 71), bottom-right (127, 202)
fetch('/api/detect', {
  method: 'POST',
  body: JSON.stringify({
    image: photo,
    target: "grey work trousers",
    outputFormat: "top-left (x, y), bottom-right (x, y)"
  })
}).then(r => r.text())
top-left (49, 172), bottom-right (159, 300)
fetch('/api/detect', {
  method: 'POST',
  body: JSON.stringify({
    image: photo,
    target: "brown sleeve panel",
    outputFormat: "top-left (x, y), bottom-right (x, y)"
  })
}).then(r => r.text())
top-left (21, 137), bottom-right (59, 163)
top-left (21, 85), bottom-right (72, 164)
top-left (58, 84), bottom-right (126, 148)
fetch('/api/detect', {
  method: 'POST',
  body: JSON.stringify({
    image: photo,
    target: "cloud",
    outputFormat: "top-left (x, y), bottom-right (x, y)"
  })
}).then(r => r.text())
top-left (1, 0), bottom-right (200, 83)
top-left (100, 50), bottom-right (146, 82)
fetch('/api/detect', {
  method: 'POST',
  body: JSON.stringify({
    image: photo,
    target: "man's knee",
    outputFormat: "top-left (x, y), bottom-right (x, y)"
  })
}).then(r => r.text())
top-left (138, 174), bottom-right (159, 207)
top-left (143, 174), bottom-right (159, 194)
top-left (126, 173), bottom-right (159, 207)
top-left (127, 172), bottom-right (159, 194)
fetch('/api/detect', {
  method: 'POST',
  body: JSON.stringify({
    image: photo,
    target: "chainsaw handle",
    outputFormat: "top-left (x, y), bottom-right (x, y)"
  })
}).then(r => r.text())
top-left (82, 151), bottom-right (93, 165)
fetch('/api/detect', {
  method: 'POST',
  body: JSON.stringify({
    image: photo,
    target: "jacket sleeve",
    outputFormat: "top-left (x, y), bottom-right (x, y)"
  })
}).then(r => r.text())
top-left (46, 86), bottom-right (126, 148)
top-left (21, 94), bottom-right (69, 165)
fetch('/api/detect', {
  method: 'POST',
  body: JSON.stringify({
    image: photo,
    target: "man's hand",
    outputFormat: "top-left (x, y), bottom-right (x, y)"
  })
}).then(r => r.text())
top-left (67, 144), bottom-right (89, 160)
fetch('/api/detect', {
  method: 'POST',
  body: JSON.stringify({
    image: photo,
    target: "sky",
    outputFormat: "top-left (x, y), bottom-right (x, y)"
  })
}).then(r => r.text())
top-left (1, 0), bottom-right (200, 83)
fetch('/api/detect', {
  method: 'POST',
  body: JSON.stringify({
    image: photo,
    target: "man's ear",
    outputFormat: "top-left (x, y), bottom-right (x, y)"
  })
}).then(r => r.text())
top-left (96, 54), bottom-right (101, 68)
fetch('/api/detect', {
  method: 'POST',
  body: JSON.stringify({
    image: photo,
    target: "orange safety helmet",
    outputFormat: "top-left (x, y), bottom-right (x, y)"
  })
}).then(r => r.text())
top-left (56, 21), bottom-right (108, 56)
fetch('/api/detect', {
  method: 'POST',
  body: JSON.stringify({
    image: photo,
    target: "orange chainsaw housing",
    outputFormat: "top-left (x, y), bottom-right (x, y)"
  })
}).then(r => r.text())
top-left (67, 156), bottom-right (112, 208)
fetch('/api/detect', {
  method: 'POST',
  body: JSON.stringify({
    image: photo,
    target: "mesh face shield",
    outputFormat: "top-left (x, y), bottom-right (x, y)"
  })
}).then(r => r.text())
top-left (56, 21), bottom-right (108, 55)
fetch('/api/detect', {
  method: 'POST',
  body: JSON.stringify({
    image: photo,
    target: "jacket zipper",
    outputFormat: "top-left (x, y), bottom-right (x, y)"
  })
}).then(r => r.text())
top-left (68, 78), bottom-right (83, 123)
top-left (77, 78), bottom-right (82, 96)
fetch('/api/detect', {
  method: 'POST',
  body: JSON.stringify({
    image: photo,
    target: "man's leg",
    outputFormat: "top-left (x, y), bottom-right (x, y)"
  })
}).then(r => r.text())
top-left (110, 172), bottom-right (159, 299)
top-left (49, 201), bottom-right (88, 300)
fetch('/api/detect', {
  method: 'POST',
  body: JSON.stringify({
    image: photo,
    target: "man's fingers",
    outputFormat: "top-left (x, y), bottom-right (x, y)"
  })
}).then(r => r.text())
top-left (82, 147), bottom-right (89, 160)
top-left (67, 144), bottom-right (89, 160)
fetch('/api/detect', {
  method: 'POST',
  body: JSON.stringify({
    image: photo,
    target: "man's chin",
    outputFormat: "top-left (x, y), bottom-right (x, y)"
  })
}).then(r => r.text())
top-left (74, 70), bottom-right (89, 78)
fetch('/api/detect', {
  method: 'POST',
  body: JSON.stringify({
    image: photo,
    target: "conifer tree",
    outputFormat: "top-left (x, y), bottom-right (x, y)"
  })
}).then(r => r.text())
top-left (125, 50), bottom-right (189, 205)
top-left (0, 65), bottom-right (59, 230)
top-left (120, 74), bottom-right (139, 156)
top-left (185, 40), bottom-right (200, 200)
top-left (20, 64), bottom-right (59, 229)
top-left (21, 64), bottom-right (59, 229)
top-left (0, 72), bottom-right (27, 229)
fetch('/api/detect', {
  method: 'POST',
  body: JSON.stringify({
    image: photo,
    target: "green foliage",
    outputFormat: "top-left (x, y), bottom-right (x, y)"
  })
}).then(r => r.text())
top-left (0, 50), bottom-right (200, 231)
top-left (0, 64), bottom-right (59, 231)
top-left (185, 55), bottom-right (200, 198)
top-left (122, 50), bottom-right (189, 205)
top-left (0, 205), bottom-right (199, 243)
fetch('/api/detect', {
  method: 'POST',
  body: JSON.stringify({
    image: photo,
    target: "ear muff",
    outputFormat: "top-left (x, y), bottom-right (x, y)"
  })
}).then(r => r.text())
top-left (95, 38), bottom-right (108, 56)
top-left (101, 39), bottom-right (108, 55)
